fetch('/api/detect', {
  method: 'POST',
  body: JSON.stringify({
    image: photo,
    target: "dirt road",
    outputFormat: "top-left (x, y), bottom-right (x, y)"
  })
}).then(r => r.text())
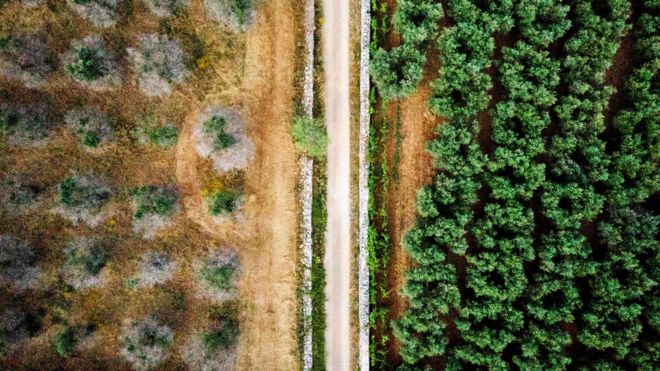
top-left (323, 0), bottom-right (351, 370)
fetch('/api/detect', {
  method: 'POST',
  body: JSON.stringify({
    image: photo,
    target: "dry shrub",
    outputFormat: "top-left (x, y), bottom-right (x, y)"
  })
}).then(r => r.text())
top-left (67, 0), bottom-right (120, 28)
top-left (142, 0), bottom-right (189, 18)
top-left (64, 105), bottom-right (115, 149)
top-left (0, 235), bottom-right (41, 292)
top-left (0, 101), bottom-right (56, 146)
top-left (61, 36), bottom-right (122, 91)
top-left (0, 32), bottom-right (55, 88)
top-left (119, 316), bottom-right (173, 371)
top-left (0, 172), bottom-right (47, 214)
top-left (61, 237), bottom-right (110, 290)
top-left (20, 0), bottom-right (46, 8)
top-left (180, 331), bottom-right (237, 371)
top-left (0, 309), bottom-right (28, 355)
top-left (193, 106), bottom-right (254, 172)
top-left (204, 0), bottom-right (258, 32)
top-left (131, 184), bottom-right (179, 239)
top-left (52, 174), bottom-right (112, 227)
top-left (127, 33), bottom-right (188, 97)
top-left (136, 251), bottom-right (176, 288)
top-left (195, 248), bottom-right (240, 302)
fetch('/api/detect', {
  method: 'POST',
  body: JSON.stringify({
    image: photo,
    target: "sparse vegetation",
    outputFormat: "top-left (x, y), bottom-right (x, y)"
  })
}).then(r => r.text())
top-left (127, 33), bottom-right (188, 97)
top-left (67, 0), bottom-right (120, 28)
top-left (135, 251), bottom-right (176, 288)
top-left (181, 302), bottom-right (239, 370)
top-left (64, 106), bottom-right (114, 149)
top-left (0, 102), bottom-right (55, 145)
top-left (193, 106), bottom-right (255, 172)
top-left (204, 0), bottom-right (258, 32)
top-left (55, 175), bottom-right (111, 226)
top-left (197, 249), bottom-right (239, 301)
top-left (0, 235), bottom-right (41, 291)
top-left (131, 185), bottom-right (178, 219)
top-left (0, 309), bottom-right (28, 355)
top-left (0, 32), bottom-right (54, 88)
top-left (61, 237), bottom-right (110, 289)
top-left (0, 173), bottom-right (46, 213)
top-left (63, 36), bottom-right (121, 90)
top-left (292, 116), bottom-right (328, 158)
top-left (134, 113), bottom-right (179, 148)
top-left (119, 317), bottom-right (173, 371)
top-left (208, 190), bottom-right (241, 217)
top-left (142, 0), bottom-right (189, 18)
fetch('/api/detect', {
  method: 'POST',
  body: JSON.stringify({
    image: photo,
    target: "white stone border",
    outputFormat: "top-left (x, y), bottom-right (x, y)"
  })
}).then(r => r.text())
top-left (358, 0), bottom-right (371, 369)
top-left (300, 0), bottom-right (315, 370)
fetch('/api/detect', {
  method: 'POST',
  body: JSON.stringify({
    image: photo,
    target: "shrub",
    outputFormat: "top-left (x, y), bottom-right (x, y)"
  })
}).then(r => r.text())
top-left (193, 106), bottom-right (255, 172)
top-left (0, 309), bottom-right (28, 354)
top-left (134, 113), bottom-right (179, 148)
top-left (67, 0), bottom-right (120, 28)
top-left (61, 237), bottom-right (110, 289)
top-left (204, 0), bottom-right (258, 32)
top-left (181, 303), bottom-right (238, 370)
top-left (207, 190), bottom-right (242, 217)
top-left (136, 251), bottom-right (176, 288)
top-left (0, 32), bottom-right (54, 88)
top-left (142, 0), bottom-right (189, 18)
top-left (53, 326), bottom-right (76, 357)
top-left (392, 0), bottom-right (444, 45)
top-left (55, 175), bottom-right (112, 226)
top-left (197, 249), bottom-right (239, 301)
top-left (120, 317), bottom-right (173, 371)
top-left (131, 185), bottom-right (179, 239)
top-left (0, 235), bottom-right (41, 291)
top-left (127, 34), bottom-right (188, 97)
top-left (131, 185), bottom-right (178, 219)
top-left (64, 106), bottom-right (114, 149)
top-left (370, 44), bottom-right (425, 100)
top-left (0, 102), bottom-right (55, 145)
top-left (0, 173), bottom-right (46, 213)
top-left (62, 36), bottom-right (121, 90)
top-left (291, 116), bottom-right (328, 158)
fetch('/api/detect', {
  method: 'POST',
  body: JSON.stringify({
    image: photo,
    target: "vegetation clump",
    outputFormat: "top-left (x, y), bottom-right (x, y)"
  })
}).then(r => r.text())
top-left (194, 106), bottom-right (254, 172)
top-left (131, 185), bottom-right (179, 239)
top-left (0, 101), bottom-right (55, 145)
top-left (0, 309), bottom-right (28, 355)
top-left (142, 0), bottom-right (189, 18)
top-left (0, 236), bottom-right (41, 291)
top-left (64, 106), bottom-right (115, 149)
top-left (67, 0), bottom-right (120, 28)
top-left (61, 237), bottom-right (110, 290)
top-left (134, 113), bottom-right (179, 148)
top-left (0, 173), bottom-right (47, 214)
top-left (119, 317), bottom-right (173, 371)
top-left (127, 34), bottom-right (188, 97)
top-left (52, 324), bottom-right (94, 357)
top-left (204, 0), bottom-right (258, 32)
top-left (63, 36), bottom-right (121, 90)
top-left (55, 174), bottom-right (112, 226)
top-left (197, 249), bottom-right (239, 301)
top-left (207, 190), bottom-right (243, 221)
top-left (181, 303), bottom-right (238, 370)
top-left (0, 32), bottom-right (54, 88)
top-left (291, 116), bottom-right (328, 158)
top-left (135, 251), bottom-right (176, 288)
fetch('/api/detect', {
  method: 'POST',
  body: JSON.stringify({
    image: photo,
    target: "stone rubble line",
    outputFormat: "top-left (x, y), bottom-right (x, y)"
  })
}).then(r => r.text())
top-left (358, 0), bottom-right (371, 369)
top-left (300, 0), bottom-right (315, 369)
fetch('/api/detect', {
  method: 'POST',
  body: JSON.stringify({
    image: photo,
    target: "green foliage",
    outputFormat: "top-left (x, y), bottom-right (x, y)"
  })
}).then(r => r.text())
top-left (200, 263), bottom-right (235, 291)
top-left (53, 327), bottom-right (76, 357)
top-left (135, 113), bottom-right (179, 148)
top-left (58, 176), bottom-right (111, 210)
top-left (371, 44), bottom-right (425, 100)
top-left (66, 46), bottom-right (104, 81)
top-left (291, 116), bottom-right (328, 158)
top-left (203, 115), bottom-right (236, 151)
top-left (208, 190), bottom-right (240, 216)
top-left (131, 185), bottom-right (178, 219)
top-left (231, 0), bottom-right (253, 25)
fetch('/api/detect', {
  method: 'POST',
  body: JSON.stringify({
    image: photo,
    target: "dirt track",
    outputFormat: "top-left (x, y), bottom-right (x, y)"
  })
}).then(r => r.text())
top-left (323, 0), bottom-right (352, 369)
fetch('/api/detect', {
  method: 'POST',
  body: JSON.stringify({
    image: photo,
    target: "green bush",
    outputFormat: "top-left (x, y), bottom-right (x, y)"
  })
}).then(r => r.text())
top-left (131, 185), bottom-right (178, 219)
top-left (134, 113), bottom-right (179, 148)
top-left (66, 46), bottom-right (104, 81)
top-left (53, 327), bottom-right (76, 357)
top-left (203, 115), bottom-right (236, 150)
top-left (208, 190), bottom-right (240, 216)
top-left (58, 176), bottom-right (111, 210)
top-left (200, 264), bottom-right (235, 291)
top-left (291, 115), bottom-right (328, 158)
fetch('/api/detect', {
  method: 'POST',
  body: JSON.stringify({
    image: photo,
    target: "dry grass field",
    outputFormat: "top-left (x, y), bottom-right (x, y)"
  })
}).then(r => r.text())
top-left (0, 0), bottom-right (301, 369)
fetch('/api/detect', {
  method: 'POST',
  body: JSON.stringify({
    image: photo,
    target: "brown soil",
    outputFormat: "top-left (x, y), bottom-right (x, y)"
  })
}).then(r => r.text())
top-left (384, 85), bottom-right (439, 365)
